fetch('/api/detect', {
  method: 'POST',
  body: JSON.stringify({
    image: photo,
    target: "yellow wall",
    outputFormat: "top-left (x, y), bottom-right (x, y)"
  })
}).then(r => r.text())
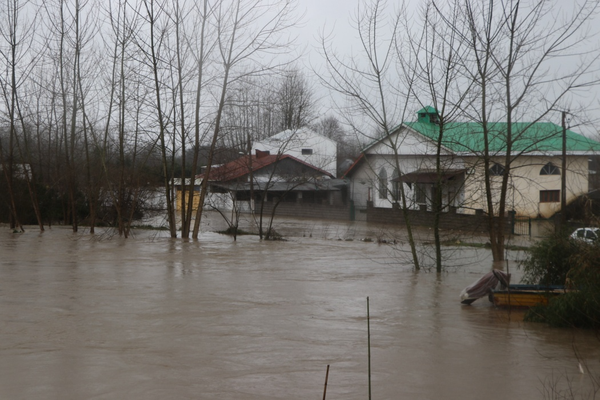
top-left (176, 190), bottom-right (200, 211)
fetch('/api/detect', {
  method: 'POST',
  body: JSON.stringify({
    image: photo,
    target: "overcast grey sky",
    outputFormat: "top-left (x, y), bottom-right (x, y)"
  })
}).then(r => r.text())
top-left (294, 0), bottom-right (358, 116)
top-left (294, 0), bottom-right (600, 137)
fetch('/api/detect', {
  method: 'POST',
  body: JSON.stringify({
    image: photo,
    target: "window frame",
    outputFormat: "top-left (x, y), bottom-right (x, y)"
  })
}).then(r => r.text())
top-left (540, 162), bottom-right (560, 175)
top-left (378, 168), bottom-right (388, 199)
top-left (539, 189), bottom-right (560, 203)
top-left (489, 163), bottom-right (505, 176)
top-left (415, 182), bottom-right (427, 205)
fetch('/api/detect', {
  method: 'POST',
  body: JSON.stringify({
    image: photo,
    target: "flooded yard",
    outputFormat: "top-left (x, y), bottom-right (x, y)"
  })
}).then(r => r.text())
top-left (0, 215), bottom-right (598, 399)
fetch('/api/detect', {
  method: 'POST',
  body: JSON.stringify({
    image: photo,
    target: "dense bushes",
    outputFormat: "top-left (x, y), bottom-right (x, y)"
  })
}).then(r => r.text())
top-left (520, 231), bottom-right (579, 286)
top-left (526, 290), bottom-right (600, 328)
top-left (521, 231), bottom-right (600, 328)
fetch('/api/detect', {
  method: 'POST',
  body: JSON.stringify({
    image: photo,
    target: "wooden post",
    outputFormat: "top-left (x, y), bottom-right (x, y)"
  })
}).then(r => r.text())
top-left (367, 297), bottom-right (372, 400)
top-left (322, 364), bottom-right (330, 400)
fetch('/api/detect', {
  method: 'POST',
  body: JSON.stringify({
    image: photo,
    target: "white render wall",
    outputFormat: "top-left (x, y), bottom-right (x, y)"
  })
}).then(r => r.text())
top-left (349, 153), bottom-right (466, 210)
top-left (462, 155), bottom-right (589, 218)
top-left (253, 128), bottom-right (337, 176)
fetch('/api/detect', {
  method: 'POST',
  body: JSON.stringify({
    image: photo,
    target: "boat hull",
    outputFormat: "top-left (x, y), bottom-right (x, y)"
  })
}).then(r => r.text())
top-left (491, 286), bottom-right (564, 308)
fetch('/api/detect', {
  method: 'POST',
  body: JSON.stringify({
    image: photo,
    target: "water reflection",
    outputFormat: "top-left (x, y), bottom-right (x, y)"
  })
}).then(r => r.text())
top-left (0, 221), bottom-right (597, 400)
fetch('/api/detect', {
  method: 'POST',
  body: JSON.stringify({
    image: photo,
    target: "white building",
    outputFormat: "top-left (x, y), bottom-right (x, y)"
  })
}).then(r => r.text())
top-left (252, 127), bottom-right (338, 177)
top-left (344, 107), bottom-right (600, 218)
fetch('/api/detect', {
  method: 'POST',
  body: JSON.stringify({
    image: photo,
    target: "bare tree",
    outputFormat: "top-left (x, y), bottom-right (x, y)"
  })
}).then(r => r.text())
top-left (84, 0), bottom-right (155, 237)
top-left (180, 0), bottom-right (214, 239)
top-left (399, 1), bottom-right (474, 272)
top-left (320, 0), bottom-right (422, 270)
top-left (190, 0), bottom-right (299, 239)
top-left (42, 0), bottom-right (93, 232)
top-left (0, 0), bottom-right (42, 231)
top-left (444, 0), bottom-right (600, 261)
top-left (276, 68), bottom-right (315, 130)
top-left (313, 115), bottom-right (360, 176)
top-left (313, 115), bottom-right (346, 143)
top-left (136, 0), bottom-right (178, 237)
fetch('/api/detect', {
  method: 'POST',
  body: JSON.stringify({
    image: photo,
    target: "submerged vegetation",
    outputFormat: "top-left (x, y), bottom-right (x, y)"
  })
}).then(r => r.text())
top-left (521, 231), bottom-right (600, 328)
top-left (217, 227), bottom-right (253, 236)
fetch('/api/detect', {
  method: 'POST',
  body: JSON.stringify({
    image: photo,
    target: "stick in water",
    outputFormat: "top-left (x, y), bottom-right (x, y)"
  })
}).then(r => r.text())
top-left (367, 296), bottom-right (371, 400)
top-left (322, 364), bottom-right (330, 400)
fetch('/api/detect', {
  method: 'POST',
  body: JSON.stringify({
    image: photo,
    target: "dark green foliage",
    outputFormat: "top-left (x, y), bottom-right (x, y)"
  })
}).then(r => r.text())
top-left (217, 227), bottom-right (252, 236)
top-left (37, 185), bottom-right (63, 225)
top-left (520, 231), bottom-right (577, 286)
top-left (522, 232), bottom-right (600, 328)
top-left (525, 291), bottom-right (600, 328)
top-left (0, 179), bottom-right (78, 225)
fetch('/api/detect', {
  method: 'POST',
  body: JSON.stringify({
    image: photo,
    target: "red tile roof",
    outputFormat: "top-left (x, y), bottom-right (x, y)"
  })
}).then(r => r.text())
top-left (197, 153), bottom-right (333, 182)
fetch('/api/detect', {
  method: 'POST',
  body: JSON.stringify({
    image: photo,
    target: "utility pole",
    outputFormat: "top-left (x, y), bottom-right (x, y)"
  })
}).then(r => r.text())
top-left (561, 111), bottom-right (567, 227)
top-left (247, 130), bottom-right (254, 216)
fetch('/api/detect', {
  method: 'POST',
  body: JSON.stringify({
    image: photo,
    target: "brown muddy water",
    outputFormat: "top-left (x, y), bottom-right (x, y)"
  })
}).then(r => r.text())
top-left (0, 215), bottom-right (599, 400)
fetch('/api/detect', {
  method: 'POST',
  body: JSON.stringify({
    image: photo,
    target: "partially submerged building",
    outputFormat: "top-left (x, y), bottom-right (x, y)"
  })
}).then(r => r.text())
top-left (344, 107), bottom-right (600, 218)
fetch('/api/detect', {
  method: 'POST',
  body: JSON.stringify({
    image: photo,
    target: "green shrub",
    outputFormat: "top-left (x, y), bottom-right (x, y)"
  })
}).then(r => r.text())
top-left (522, 232), bottom-right (600, 328)
top-left (525, 290), bottom-right (600, 328)
top-left (520, 231), bottom-right (577, 286)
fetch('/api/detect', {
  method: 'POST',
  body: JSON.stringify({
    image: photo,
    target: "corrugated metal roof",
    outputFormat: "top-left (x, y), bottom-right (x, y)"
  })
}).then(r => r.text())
top-left (417, 106), bottom-right (437, 114)
top-left (363, 106), bottom-right (600, 154)
top-left (197, 153), bottom-right (334, 182)
top-left (212, 179), bottom-right (347, 192)
top-left (403, 120), bottom-right (600, 154)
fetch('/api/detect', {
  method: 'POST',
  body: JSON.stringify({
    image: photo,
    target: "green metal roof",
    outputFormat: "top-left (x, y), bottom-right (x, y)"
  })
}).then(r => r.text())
top-left (416, 106), bottom-right (438, 114)
top-left (402, 120), bottom-right (600, 154)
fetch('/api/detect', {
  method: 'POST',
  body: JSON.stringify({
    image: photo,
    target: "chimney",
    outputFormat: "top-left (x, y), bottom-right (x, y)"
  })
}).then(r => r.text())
top-left (255, 149), bottom-right (270, 159)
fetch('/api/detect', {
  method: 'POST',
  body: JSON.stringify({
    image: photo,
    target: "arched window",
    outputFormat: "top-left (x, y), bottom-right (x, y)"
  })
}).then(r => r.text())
top-left (489, 163), bottom-right (505, 176)
top-left (378, 168), bottom-right (388, 199)
top-left (540, 162), bottom-right (560, 175)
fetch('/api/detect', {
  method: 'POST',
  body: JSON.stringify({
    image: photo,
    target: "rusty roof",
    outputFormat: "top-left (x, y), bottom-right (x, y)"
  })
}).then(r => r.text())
top-left (197, 153), bottom-right (334, 182)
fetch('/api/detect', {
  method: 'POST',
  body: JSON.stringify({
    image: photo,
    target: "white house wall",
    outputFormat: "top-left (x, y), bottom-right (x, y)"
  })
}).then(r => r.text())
top-left (253, 128), bottom-right (337, 176)
top-left (462, 155), bottom-right (589, 218)
top-left (512, 155), bottom-right (587, 218)
top-left (350, 153), bottom-right (466, 210)
top-left (348, 163), bottom-right (373, 210)
top-left (367, 127), bottom-right (452, 157)
top-left (351, 123), bottom-right (594, 219)
top-left (205, 193), bottom-right (235, 211)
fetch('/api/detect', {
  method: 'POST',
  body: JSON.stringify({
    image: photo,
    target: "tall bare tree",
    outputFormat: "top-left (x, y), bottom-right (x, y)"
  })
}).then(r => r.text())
top-left (399, 1), bottom-right (474, 272)
top-left (137, 0), bottom-right (178, 237)
top-left (180, 0), bottom-right (214, 239)
top-left (320, 0), bottom-right (422, 270)
top-left (0, 0), bottom-right (34, 231)
top-left (41, 0), bottom-right (99, 232)
top-left (190, 0), bottom-right (299, 239)
top-left (443, 0), bottom-right (600, 261)
top-left (276, 68), bottom-right (315, 130)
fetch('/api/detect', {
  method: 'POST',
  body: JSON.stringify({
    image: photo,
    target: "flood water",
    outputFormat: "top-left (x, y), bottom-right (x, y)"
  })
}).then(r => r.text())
top-left (1, 215), bottom-right (599, 400)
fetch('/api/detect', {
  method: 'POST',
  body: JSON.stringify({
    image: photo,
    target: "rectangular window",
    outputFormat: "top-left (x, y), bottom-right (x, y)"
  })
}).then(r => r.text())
top-left (301, 148), bottom-right (313, 155)
top-left (540, 190), bottom-right (560, 203)
top-left (415, 183), bottom-right (427, 204)
top-left (392, 181), bottom-right (399, 202)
